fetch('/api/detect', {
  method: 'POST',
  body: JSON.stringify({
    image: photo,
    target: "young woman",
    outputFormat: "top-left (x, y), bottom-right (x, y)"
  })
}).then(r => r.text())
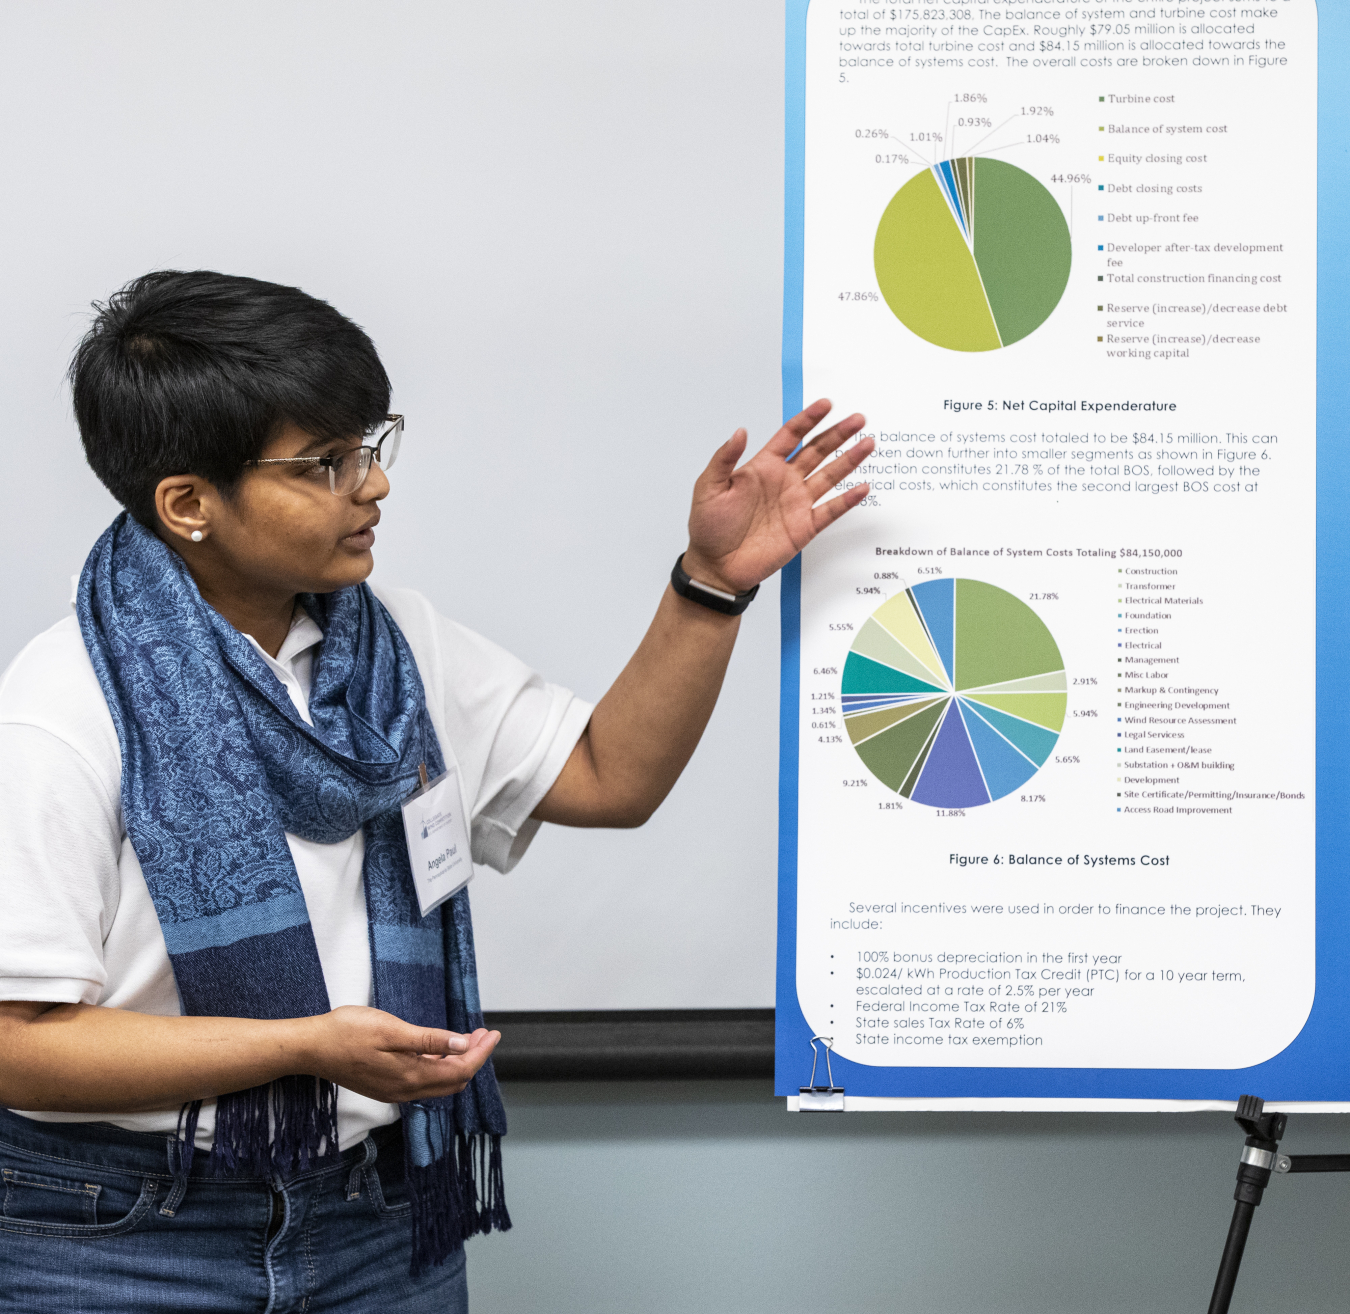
top-left (0, 270), bottom-right (871, 1312)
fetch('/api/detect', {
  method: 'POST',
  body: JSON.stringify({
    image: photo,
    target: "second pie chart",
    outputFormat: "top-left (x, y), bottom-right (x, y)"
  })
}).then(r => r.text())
top-left (841, 579), bottom-right (1066, 807)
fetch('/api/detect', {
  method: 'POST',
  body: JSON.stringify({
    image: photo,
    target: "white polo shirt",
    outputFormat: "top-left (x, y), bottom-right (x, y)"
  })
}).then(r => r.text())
top-left (0, 585), bottom-right (592, 1150)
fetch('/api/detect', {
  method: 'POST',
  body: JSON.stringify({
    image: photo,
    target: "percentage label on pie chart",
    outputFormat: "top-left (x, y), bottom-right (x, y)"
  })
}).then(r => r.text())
top-left (841, 579), bottom-right (1066, 807)
top-left (874, 158), bottom-right (1071, 351)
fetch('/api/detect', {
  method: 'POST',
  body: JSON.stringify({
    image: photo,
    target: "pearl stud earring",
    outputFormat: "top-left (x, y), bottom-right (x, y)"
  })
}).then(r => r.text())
top-left (191, 530), bottom-right (204, 543)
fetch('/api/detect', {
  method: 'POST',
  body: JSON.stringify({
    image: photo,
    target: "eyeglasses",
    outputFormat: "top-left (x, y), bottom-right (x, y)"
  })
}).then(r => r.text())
top-left (248, 414), bottom-right (403, 495)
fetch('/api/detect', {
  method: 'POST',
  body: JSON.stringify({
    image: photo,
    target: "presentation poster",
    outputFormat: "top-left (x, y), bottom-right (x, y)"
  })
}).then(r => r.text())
top-left (776, 0), bottom-right (1350, 1105)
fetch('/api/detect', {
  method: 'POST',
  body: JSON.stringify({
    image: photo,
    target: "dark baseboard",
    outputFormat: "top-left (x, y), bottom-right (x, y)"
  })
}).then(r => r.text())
top-left (482, 1008), bottom-right (775, 1081)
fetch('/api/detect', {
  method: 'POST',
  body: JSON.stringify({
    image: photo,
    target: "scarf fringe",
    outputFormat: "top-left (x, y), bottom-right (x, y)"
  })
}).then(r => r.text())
top-left (177, 1098), bottom-right (203, 1177)
top-left (207, 1076), bottom-right (339, 1176)
top-left (407, 1109), bottom-right (511, 1276)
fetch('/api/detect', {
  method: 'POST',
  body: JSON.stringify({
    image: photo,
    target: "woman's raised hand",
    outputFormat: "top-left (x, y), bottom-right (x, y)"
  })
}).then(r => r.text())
top-left (679, 399), bottom-right (873, 595)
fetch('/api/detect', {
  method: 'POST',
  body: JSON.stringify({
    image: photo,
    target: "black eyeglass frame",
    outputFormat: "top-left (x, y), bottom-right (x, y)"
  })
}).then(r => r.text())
top-left (246, 414), bottom-right (404, 495)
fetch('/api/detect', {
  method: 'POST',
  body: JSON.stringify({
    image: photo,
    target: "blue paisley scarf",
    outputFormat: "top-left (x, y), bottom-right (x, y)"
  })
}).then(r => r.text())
top-left (76, 513), bottom-right (508, 1272)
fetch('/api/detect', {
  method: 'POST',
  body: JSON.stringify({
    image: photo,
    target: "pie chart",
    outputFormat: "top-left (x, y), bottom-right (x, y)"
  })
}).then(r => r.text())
top-left (874, 157), bottom-right (1071, 351)
top-left (841, 579), bottom-right (1066, 807)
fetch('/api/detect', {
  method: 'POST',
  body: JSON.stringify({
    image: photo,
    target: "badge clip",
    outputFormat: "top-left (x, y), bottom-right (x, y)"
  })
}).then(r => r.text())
top-left (799, 1035), bottom-right (845, 1111)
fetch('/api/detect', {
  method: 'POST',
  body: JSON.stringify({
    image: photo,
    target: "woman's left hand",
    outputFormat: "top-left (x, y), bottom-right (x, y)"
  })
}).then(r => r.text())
top-left (679, 399), bottom-right (873, 594)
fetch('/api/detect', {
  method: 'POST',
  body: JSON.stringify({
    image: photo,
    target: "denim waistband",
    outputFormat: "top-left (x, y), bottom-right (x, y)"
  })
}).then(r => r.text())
top-left (0, 1107), bottom-right (402, 1188)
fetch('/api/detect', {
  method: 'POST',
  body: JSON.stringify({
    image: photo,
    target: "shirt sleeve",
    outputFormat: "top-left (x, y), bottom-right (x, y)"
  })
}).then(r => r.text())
top-left (438, 612), bottom-right (594, 873)
top-left (0, 723), bottom-right (120, 1003)
top-left (466, 654), bottom-right (594, 873)
top-left (374, 587), bottom-right (594, 874)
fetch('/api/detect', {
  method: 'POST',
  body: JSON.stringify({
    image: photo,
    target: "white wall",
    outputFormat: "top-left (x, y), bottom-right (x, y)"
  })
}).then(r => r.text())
top-left (0, 0), bottom-right (786, 1008)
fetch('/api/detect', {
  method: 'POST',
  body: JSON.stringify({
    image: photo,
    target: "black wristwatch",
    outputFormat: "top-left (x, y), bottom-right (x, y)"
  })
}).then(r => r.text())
top-left (670, 553), bottom-right (760, 616)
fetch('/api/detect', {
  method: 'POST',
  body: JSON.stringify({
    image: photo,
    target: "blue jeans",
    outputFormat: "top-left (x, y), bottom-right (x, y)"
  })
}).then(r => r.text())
top-left (0, 1108), bottom-right (468, 1313)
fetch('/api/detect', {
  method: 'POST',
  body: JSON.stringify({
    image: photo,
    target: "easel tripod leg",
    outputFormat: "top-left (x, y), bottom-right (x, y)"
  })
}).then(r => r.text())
top-left (1206, 1096), bottom-right (1285, 1314)
top-left (1206, 1200), bottom-right (1256, 1314)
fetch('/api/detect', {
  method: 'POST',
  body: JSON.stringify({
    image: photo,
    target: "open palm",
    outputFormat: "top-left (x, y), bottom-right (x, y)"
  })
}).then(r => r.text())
top-left (682, 399), bottom-right (874, 594)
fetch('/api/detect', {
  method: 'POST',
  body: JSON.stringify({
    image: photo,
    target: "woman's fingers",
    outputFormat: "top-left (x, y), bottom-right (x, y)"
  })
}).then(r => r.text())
top-left (810, 483), bottom-right (871, 534)
top-left (764, 398), bottom-right (837, 457)
top-left (412, 1026), bottom-right (470, 1055)
top-left (802, 435), bottom-right (874, 499)
top-left (412, 1027), bottom-right (494, 1060)
top-left (408, 1029), bottom-right (499, 1097)
top-left (413, 1029), bottom-right (496, 1063)
top-left (702, 429), bottom-right (748, 486)
top-left (788, 414), bottom-right (868, 476)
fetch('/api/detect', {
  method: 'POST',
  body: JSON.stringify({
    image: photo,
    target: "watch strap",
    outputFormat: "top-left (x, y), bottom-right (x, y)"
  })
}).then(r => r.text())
top-left (670, 553), bottom-right (760, 616)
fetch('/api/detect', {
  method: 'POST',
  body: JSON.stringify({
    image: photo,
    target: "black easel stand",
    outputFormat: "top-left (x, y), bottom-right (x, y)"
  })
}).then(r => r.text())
top-left (1207, 1095), bottom-right (1350, 1314)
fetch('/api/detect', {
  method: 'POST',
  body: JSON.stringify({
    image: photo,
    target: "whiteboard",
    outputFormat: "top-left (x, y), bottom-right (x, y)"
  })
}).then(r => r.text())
top-left (0, 0), bottom-right (785, 1009)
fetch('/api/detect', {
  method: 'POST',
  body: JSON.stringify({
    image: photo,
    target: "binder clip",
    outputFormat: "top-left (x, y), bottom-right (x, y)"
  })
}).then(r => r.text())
top-left (799, 1035), bottom-right (845, 1111)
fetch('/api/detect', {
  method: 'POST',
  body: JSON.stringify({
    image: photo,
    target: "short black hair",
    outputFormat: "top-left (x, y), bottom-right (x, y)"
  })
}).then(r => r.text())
top-left (70, 270), bottom-right (391, 527)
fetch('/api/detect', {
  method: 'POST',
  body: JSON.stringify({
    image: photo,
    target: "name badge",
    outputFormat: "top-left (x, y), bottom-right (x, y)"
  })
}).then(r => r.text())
top-left (401, 764), bottom-right (474, 918)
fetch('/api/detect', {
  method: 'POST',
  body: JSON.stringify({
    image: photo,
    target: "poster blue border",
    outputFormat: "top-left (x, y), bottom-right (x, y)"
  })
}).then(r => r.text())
top-left (776, 0), bottom-right (1350, 1100)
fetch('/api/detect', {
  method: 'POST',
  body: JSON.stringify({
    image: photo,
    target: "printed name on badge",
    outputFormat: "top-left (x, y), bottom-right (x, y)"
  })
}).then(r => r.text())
top-left (401, 765), bottom-right (474, 918)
